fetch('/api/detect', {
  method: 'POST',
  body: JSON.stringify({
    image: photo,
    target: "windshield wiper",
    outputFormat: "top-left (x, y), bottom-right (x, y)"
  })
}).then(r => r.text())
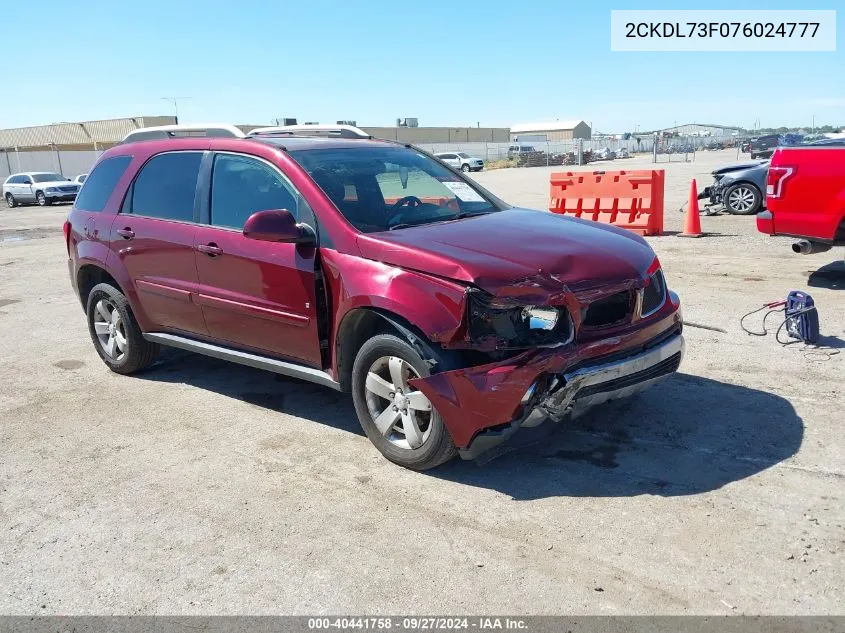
top-left (451, 210), bottom-right (495, 220)
top-left (387, 210), bottom-right (494, 231)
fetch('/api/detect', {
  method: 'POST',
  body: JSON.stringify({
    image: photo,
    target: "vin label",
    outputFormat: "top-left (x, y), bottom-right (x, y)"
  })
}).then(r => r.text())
top-left (610, 10), bottom-right (836, 51)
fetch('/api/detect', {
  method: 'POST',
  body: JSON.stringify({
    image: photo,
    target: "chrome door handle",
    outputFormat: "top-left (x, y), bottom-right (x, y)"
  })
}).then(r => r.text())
top-left (196, 243), bottom-right (223, 257)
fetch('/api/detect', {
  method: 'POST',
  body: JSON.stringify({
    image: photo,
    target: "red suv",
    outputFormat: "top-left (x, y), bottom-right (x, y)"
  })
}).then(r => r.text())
top-left (65, 124), bottom-right (684, 470)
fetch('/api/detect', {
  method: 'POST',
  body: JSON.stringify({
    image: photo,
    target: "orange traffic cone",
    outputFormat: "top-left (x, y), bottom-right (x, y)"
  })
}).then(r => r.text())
top-left (680, 179), bottom-right (703, 238)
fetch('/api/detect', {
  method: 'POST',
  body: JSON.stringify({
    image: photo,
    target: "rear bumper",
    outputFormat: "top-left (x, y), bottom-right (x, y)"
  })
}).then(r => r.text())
top-left (457, 331), bottom-right (684, 460)
top-left (756, 210), bottom-right (774, 235)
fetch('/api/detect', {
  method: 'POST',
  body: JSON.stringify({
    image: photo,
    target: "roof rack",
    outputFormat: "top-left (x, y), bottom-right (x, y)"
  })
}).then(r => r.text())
top-left (120, 123), bottom-right (246, 144)
top-left (247, 124), bottom-right (372, 139)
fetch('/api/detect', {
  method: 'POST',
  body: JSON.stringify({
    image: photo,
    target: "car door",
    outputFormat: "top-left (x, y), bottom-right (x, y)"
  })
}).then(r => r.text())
top-left (192, 151), bottom-right (322, 367)
top-left (445, 153), bottom-right (461, 168)
top-left (110, 150), bottom-right (208, 336)
top-left (19, 175), bottom-right (35, 201)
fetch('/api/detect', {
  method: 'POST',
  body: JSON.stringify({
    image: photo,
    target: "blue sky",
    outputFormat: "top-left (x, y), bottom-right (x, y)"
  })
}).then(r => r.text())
top-left (5, 0), bottom-right (843, 132)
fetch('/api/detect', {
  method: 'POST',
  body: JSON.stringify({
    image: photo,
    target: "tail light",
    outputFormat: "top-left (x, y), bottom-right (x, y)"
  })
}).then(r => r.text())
top-left (63, 220), bottom-right (71, 254)
top-left (766, 166), bottom-right (795, 199)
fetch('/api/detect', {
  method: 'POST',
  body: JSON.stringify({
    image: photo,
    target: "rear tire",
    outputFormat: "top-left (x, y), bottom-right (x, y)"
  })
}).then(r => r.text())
top-left (5, 193), bottom-right (15, 208)
top-left (351, 334), bottom-right (457, 470)
top-left (86, 282), bottom-right (159, 374)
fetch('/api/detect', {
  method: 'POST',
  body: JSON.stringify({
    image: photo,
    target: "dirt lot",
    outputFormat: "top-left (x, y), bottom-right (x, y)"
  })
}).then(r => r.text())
top-left (1, 149), bottom-right (843, 614)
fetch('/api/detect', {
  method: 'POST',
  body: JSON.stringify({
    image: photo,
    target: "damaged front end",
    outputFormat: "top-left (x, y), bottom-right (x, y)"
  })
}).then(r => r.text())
top-left (408, 267), bottom-right (684, 460)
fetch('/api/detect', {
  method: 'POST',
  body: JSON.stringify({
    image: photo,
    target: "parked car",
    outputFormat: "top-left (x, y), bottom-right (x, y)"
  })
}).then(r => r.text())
top-left (74, 174), bottom-right (88, 185)
top-left (705, 141), bottom-right (724, 151)
top-left (616, 148), bottom-right (630, 159)
top-left (65, 123), bottom-right (684, 470)
top-left (757, 145), bottom-right (845, 254)
top-left (3, 172), bottom-right (80, 207)
top-left (703, 160), bottom-right (769, 215)
top-left (433, 152), bottom-right (484, 172)
top-left (595, 147), bottom-right (616, 160)
top-left (507, 144), bottom-right (537, 159)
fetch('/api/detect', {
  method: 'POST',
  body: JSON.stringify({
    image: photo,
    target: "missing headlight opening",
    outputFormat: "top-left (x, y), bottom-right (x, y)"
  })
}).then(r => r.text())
top-left (583, 290), bottom-right (633, 328)
top-left (467, 290), bottom-right (573, 349)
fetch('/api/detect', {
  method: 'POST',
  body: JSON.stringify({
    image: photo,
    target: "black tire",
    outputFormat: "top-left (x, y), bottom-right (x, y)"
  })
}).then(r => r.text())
top-left (749, 152), bottom-right (756, 159)
top-left (36, 191), bottom-right (50, 206)
top-left (5, 193), bottom-right (15, 208)
top-left (351, 334), bottom-right (457, 470)
top-left (86, 282), bottom-right (159, 374)
top-left (461, 163), bottom-right (470, 173)
top-left (723, 183), bottom-right (762, 215)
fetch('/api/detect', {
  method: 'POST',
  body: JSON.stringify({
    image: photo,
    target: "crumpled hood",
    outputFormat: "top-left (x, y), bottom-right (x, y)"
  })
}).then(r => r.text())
top-left (356, 208), bottom-right (656, 300)
top-left (712, 161), bottom-right (768, 176)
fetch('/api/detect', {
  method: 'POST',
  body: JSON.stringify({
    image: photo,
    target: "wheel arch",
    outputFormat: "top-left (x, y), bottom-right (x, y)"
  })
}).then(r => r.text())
top-left (334, 307), bottom-right (436, 392)
top-left (76, 264), bottom-right (124, 310)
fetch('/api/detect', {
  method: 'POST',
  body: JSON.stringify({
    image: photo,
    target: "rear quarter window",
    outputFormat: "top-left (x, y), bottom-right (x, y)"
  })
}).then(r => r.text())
top-left (74, 155), bottom-right (133, 212)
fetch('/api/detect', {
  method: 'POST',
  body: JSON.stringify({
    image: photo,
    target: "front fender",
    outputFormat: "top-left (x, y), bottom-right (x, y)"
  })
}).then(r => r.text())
top-left (320, 249), bottom-right (469, 368)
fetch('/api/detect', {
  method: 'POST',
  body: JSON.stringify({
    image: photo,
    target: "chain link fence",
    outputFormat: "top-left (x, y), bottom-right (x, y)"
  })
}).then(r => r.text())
top-left (0, 148), bottom-right (103, 180)
top-left (0, 133), bottom-right (746, 179)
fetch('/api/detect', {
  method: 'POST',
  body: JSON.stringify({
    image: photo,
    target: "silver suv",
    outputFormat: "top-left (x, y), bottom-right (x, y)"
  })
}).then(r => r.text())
top-left (434, 152), bottom-right (484, 172)
top-left (3, 172), bottom-right (80, 207)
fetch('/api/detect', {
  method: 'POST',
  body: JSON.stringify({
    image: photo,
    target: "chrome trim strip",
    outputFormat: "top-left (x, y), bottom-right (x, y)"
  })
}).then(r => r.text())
top-left (143, 332), bottom-right (341, 390)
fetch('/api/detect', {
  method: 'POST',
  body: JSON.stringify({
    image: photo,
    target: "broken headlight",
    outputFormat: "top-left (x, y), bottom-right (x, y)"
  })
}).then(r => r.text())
top-left (467, 290), bottom-right (573, 349)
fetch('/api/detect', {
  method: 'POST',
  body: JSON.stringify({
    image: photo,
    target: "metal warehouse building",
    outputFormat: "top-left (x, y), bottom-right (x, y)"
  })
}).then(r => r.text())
top-left (510, 120), bottom-right (592, 142)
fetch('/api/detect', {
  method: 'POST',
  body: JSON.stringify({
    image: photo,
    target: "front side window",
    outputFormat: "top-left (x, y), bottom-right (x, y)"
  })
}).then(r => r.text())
top-left (129, 152), bottom-right (202, 222)
top-left (75, 156), bottom-right (132, 212)
top-left (290, 145), bottom-right (501, 233)
top-left (210, 154), bottom-right (299, 229)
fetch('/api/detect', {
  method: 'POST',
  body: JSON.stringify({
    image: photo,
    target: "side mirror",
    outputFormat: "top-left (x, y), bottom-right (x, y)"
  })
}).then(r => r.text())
top-left (242, 209), bottom-right (314, 245)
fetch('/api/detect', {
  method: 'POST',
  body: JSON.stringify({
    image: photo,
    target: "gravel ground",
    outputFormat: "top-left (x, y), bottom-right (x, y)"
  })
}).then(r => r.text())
top-left (1, 149), bottom-right (843, 615)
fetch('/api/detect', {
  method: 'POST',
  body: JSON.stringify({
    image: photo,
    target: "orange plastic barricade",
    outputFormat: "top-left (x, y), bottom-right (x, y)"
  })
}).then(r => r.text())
top-left (549, 170), bottom-right (665, 236)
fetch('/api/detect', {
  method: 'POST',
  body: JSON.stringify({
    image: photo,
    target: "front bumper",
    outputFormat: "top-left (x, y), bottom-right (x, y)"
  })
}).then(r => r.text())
top-left (46, 190), bottom-right (78, 203)
top-left (409, 306), bottom-right (684, 459)
top-left (457, 331), bottom-right (684, 459)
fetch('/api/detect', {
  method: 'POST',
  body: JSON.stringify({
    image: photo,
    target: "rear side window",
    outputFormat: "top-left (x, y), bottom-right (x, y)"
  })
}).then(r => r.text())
top-left (210, 153), bottom-right (299, 229)
top-left (74, 156), bottom-right (132, 212)
top-left (129, 152), bottom-right (202, 222)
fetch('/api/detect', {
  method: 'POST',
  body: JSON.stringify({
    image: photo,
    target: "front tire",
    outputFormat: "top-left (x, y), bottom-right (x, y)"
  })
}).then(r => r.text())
top-left (36, 191), bottom-right (50, 206)
top-left (724, 183), bottom-right (761, 215)
top-left (86, 283), bottom-right (159, 374)
top-left (351, 334), bottom-right (457, 470)
top-left (5, 193), bottom-right (15, 208)
top-left (461, 163), bottom-right (470, 173)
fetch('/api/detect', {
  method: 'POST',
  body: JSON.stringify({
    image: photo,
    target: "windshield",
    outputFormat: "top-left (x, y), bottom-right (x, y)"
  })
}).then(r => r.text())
top-left (290, 146), bottom-right (500, 233)
top-left (31, 173), bottom-right (65, 183)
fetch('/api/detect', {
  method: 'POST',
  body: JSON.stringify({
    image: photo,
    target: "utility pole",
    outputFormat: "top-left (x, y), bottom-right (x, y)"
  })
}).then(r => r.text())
top-left (161, 97), bottom-right (191, 124)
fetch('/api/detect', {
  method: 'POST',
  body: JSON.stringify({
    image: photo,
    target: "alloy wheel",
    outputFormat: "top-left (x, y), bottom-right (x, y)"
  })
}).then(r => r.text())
top-left (728, 186), bottom-right (755, 213)
top-left (93, 299), bottom-right (127, 361)
top-left (364, 356), bottom-right (433, 450)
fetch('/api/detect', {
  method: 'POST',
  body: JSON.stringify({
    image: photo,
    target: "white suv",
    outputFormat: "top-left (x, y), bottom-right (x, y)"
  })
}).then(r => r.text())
top-left (434, 152), bottom-right (484, 172)
top-left (3, 172), bottom-right (80, 207)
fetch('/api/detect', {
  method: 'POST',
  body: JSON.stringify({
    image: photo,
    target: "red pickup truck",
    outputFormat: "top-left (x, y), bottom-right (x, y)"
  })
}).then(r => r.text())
top-left (757, 144), bottom-right (845, 253)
